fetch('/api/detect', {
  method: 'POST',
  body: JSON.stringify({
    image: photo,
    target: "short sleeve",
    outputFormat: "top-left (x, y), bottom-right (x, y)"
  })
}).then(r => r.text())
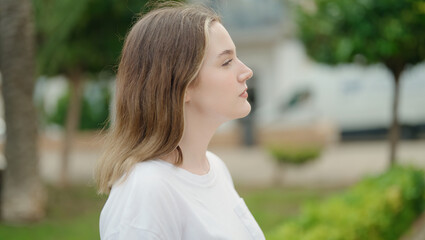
top-left (123, 176), bottom-right (182, 239)
top-left (101, 164), bottom-right (182, 240)
top-left (105, 227), bottom-right (161, 240)
top-left (120, 226), bottom-right (162, 240)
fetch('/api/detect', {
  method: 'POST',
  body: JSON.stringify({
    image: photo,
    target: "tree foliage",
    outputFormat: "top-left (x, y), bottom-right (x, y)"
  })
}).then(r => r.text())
top-left (296, 0), bottom-right (425, 166)
top-left (33, 0), bottom-right (153, 76)
top-left (297, 0), bottom-right (425, 73)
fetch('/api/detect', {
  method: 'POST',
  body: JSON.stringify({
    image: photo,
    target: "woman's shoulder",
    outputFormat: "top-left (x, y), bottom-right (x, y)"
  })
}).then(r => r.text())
top-left (132, 159), bottom-right (169, 179)
top-left (206, 150), bottom-right (224, 166)
top-left (206, 150), bottom-right (235, 186)
top-left (207, 151), bottom-right (230, 170)
top-left (101, 160), bottom-right (182, 239)
top-left (110, 159), bottom-right (172, 195)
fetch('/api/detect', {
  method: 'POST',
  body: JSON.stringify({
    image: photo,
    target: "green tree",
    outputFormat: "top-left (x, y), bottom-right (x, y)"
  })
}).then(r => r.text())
top-left (33, 0), bottom-right (150, 186)
top-left (296, 0), bottom-right (425, 167)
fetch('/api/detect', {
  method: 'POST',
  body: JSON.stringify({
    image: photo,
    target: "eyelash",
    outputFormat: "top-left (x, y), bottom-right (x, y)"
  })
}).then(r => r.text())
top-left (222, 59), bottom-right (233, 67)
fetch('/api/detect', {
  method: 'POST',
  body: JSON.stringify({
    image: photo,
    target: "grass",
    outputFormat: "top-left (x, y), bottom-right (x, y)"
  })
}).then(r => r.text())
top-left (0, 185), bottom-right (107, 240)
top-left (0, 185), bottom-right (342, 239)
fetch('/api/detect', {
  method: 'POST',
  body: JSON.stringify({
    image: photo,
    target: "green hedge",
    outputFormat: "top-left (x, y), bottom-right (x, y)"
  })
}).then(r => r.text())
top-left (267, 166), bottom-right (425, 240)
top-left (268, 145), bottom-right (321, 165)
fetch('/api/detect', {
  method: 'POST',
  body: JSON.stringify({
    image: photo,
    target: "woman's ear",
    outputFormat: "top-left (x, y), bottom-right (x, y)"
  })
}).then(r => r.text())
top-left (184, 90), bottom-right (191, 103)
top-left (185, 79), bottom-right (198, 103)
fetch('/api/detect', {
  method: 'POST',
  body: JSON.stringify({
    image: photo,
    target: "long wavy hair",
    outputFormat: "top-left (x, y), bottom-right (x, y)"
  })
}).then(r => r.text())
top-left (95, 3), bottom-right (220, 194)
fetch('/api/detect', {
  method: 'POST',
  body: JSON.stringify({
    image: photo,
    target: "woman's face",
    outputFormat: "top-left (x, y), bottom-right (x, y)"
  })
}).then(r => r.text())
top-left (186, 22), bottom-right (253, 123)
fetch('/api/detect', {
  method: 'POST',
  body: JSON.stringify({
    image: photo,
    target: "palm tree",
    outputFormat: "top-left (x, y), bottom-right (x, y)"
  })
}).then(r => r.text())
top-left (0, 0), bottom-right (46, 222)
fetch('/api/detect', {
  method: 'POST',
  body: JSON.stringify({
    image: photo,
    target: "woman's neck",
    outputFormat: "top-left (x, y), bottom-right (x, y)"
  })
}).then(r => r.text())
top-left (162, 113), bottom-right (221, 175)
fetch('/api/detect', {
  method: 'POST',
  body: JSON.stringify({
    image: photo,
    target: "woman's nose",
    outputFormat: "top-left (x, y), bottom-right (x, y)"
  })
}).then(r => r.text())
top-left (238, 63), bottom-right (253, 82)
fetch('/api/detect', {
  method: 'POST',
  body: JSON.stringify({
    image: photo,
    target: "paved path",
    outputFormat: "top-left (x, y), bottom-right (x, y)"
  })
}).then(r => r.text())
top-left (39, 134), bottom-right (425, 188)
top-left (213, 140), bottom-right (425, 187)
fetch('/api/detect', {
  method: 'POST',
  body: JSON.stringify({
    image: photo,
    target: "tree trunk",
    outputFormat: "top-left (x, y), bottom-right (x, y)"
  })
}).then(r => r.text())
top-left (0, 0), bottom-right (46, 222)
top-left (59, 72), bottom-right (83, 187)
top-left (389, 68), bottom-right (402, 168)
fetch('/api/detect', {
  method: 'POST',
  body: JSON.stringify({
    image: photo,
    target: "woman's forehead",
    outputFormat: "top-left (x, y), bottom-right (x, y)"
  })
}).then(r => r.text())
top-left (206, 23), bottom-right (236, 58)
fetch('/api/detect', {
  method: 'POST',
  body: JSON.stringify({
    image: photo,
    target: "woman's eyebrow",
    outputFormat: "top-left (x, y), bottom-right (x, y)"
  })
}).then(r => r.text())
top-left (217, 49), bottom-right (234, 58)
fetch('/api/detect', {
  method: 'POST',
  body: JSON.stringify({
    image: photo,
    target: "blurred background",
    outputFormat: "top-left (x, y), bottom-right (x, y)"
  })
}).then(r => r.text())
top-left (0, 0), bottom-right (424, 239)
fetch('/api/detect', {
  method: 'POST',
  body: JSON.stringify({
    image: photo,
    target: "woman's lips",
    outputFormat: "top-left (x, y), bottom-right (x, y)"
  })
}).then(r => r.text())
top-left (239, 88), bottom-right (248, 98)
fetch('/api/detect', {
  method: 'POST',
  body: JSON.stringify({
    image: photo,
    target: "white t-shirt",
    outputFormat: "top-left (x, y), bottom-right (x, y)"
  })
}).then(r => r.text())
top-left (99, 151), bottom-right (265, 240)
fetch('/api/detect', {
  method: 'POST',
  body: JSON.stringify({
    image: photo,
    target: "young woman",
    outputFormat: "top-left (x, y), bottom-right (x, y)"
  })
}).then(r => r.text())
top-left (96, 3), bottom-right (265, 240)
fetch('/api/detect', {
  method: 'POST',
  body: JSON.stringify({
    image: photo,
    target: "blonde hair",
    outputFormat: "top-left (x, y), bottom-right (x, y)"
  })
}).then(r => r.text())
top-left (95, 3), bottom-right (220, 194)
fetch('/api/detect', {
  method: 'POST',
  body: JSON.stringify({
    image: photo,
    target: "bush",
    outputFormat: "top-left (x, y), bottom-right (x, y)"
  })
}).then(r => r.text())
top-left (268, 145), bottom-right (321, 165)
top-left (266, 166), bottom-right (425, 240)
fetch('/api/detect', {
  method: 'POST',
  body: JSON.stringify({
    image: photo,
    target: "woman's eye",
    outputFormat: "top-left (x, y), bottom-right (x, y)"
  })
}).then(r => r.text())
top-left (222, 59), bottom-right (233, 67)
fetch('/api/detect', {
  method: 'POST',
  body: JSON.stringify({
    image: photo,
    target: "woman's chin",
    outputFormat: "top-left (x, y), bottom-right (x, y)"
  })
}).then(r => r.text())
top-left (236, 102), bottom-right (251, 119)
